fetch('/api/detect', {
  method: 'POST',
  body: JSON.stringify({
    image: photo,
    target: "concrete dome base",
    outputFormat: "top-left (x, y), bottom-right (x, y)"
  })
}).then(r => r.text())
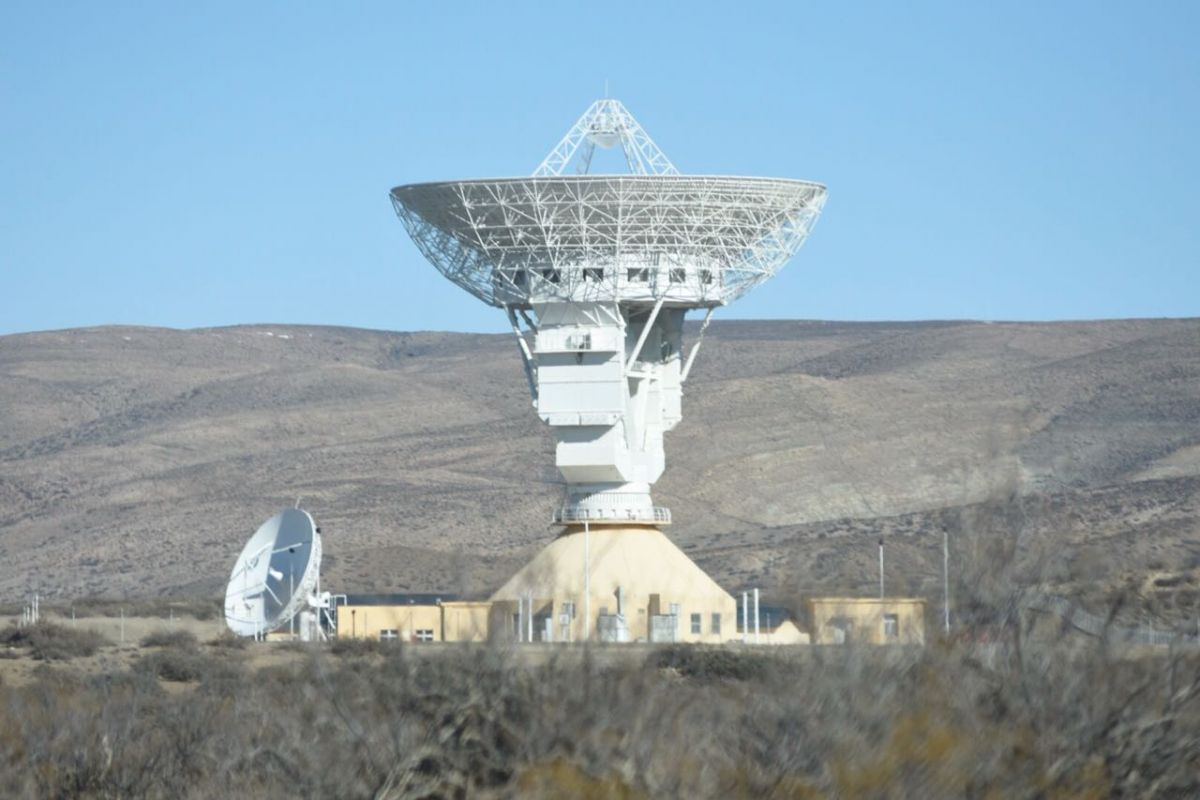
top-left (489, 525), bottom-right (736, 643)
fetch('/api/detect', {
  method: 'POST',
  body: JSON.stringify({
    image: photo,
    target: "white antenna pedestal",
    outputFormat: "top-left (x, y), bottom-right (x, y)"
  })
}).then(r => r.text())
top-left (392, 98), bottom-right (825, 528)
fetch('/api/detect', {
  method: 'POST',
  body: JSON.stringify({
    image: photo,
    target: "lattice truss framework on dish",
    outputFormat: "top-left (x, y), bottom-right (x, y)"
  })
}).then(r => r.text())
top-left (390, 98), bottom-right (826, 309)
top-left (392, 176), bottom-right (825, 308)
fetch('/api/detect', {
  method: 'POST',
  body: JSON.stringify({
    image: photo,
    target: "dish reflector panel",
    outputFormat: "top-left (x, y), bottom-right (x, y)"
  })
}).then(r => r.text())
top-left (224, 508), bottom-right (322, 637)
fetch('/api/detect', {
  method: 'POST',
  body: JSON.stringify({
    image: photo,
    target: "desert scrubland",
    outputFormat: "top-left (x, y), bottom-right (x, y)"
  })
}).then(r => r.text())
top-left (2, 319), bottom-right (1200, 796)
top-left (0, 615), bottom-right (1197, 798)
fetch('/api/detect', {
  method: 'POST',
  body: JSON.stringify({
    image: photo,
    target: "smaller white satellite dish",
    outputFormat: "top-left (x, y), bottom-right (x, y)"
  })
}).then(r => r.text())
top-left (225, 508), bottom-right (324, 638)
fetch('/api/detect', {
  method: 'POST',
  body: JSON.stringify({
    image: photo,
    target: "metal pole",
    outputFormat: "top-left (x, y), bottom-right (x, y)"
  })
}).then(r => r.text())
top-left (289, 548), bottom-right (295, 639)
top-left (584, 519), bottom-right (591, 642)
top-left (120, 608), bottom-right (125, 644)
top-left (527, 592), bottom-right (533, 643)
top-left (742, 591), bottom-right (748, 644)
top-left (942, 527), bottom-right (951, 635)
top-left (753, 588), bottom-right (760, 644)
top-left (680, 307), bottom-right (716, 382)
top-left (505, 307), bottom-right (538, 402)
top-left (879, 538), bottom-right (885, 599)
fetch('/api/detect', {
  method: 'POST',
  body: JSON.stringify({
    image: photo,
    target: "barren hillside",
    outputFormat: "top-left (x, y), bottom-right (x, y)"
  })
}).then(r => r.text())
top-left (1, 319), bottom-right (1198, 618)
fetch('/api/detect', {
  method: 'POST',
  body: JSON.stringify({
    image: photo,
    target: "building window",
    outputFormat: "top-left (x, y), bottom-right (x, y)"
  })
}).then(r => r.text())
top-left (415, 629), bottom-right (435, 643)
top-left (669, 603), bottom-right (680, 616)
top-left (711, 613), bottom-right (721, 635)
top-left (883, 614), bottom-right (899, 639)
top-left (699, 269), bottom-right (714, 285)
top-left (379, 629), bottom-right (399, 642)
top-left (690, 613), bottom-right (701, 634)
top-left (565, 332), bottom-right (591, 351)
top-left (669, 268), bottom-right (687, 284)
top-left (583, 267), bottom-right (605, 282)
top-left (627, 267), bottom-right (649, 282)
top-left (541, 268), bottom-right (561, 284)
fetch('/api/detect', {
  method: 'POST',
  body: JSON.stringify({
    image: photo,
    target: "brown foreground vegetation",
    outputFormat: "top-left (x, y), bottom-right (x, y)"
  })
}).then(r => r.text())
top-left (0, 623), bottom-right (1198, 799)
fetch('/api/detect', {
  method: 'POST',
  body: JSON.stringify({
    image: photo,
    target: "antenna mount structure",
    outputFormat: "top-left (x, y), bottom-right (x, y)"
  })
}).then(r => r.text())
top-left (390, 98), bottom-right (826, 525)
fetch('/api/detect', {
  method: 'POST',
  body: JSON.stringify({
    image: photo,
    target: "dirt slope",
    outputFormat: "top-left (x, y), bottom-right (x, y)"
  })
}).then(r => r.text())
top-left (1, 319), bottom-right (1197, 615)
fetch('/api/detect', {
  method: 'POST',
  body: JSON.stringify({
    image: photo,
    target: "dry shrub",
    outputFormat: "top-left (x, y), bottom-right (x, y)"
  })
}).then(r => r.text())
top-left (330, 636), bottom-right (390, 657)
top-left (133, 648), bottom-right (214, 683)
top-left (646, 644), bottom-right (770, 681)
top-left (0, 637), bottom-right (1196, 798)
top-left (205, 631), bottom-right (248, 650)
top-left (0, 622), bottom-right (109, 661)
top-left (139, 629), bottom-right (197, 649)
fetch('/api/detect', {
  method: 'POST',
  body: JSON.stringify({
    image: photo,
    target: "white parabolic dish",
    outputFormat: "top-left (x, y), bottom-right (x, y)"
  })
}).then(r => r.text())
top-left (388, 99), bottom-right (828, 526)
top-left (391, 175), bottom-right (826, 309)
top-left (224, 508), bottom-right (322, 637)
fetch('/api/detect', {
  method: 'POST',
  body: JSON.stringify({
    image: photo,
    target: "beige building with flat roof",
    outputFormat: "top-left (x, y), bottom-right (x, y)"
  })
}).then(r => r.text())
top-left (441, 601), bottom-right (493, 643)
top-left (334, 594), bottom-right (485, 643)
top-left (806, 597), bottom-right (927, 645)
top-left (330, 540), bottom-right (931, 648)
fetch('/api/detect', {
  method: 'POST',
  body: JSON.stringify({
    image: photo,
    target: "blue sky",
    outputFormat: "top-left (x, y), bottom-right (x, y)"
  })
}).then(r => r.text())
top-left (2, 2), bottom-right (1197, 335)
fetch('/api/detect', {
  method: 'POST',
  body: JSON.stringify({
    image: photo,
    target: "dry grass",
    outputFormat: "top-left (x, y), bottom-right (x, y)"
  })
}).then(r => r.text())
top-left (0, 631), bottom-right (1196, 799)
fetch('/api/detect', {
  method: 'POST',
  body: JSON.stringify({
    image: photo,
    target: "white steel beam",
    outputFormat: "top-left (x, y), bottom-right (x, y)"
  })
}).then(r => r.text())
top-left (625, 296), bottom-right (666, 372)
top-left (506, 307), bottom-right (538, 402)
top-left (680, 307), bottom-right (716, 383)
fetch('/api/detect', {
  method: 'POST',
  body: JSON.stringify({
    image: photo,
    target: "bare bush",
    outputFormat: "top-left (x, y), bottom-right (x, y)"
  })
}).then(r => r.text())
top-left (139, 629), bottom-right (198, 649)
top-left (0, 635), bottom-right (1195, 798)
top-left (0, 622), bottom-right (109, 660)
top-left (205, 631), bottom-right (249, 650)
top-left (133, 648), bottom-right (218, 683)
top-left (329, 636), bottom-right (391, 657)
top-left (646, 644), bottom-right (770, 681)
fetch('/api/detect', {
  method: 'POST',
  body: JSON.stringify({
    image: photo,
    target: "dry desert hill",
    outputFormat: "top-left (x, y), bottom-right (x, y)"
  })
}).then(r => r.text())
top-left (1, 319), bottom-right (1198, 624)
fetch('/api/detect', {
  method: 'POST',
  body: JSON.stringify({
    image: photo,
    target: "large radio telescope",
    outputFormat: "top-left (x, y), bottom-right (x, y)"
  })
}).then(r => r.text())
top-left (391, 98), bottom-right (826, 525)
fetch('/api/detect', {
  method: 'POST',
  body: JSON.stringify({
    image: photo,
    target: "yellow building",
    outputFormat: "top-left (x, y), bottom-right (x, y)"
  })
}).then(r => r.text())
top-left (330, 559), bottom-right (928, 648)
top-left (336, 594), bottom-right (453, 642)
top-left (490, 524), bottom-right (737, 643)
top-left (441, 601), bottom-right (493, 643)
top-left (806, 597), bottom-right (927, 645)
